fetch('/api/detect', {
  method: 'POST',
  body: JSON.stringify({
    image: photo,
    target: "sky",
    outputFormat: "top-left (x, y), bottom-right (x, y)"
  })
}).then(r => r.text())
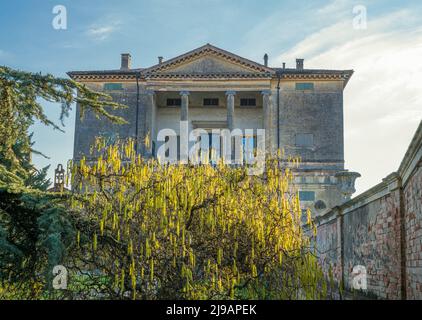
top-left (0, 0), bottom-right (421, 195)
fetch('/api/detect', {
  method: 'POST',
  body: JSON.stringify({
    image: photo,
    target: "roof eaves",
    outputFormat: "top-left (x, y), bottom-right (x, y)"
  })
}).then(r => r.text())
top-left (273, 68), bottom-right (354, 88)
top-left (67, 68), bottom-right (144, 78)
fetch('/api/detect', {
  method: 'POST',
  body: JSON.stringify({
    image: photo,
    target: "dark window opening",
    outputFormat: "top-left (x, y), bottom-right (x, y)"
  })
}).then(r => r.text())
top-left (240, 98), bottom-right (256, 107)
top-left (167, 98), bottom-right (181, 107)
top-left (295, 133), bottom-right (314, 147)
top-left (199, 133), bottom-right (221, 164)
top-left (203, 98), bottom-right (219, 106)
top-left (299, 191), bottom-right (315, 202)
top-left (104, 83), bottom-right (123, 91)
top-left (295, 83), bottom-right (314, 90)
top-left (243, 135), bottom-right (258, 163)
top-left (152, 141), bottom-right (156, 157)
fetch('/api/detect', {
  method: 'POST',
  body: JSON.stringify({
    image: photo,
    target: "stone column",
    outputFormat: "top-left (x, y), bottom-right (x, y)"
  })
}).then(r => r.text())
top-left (226, 91), bottom-right (236, 131)
top-left (180, 91), bottom-right (190, 122)
top-left (262, 90), bottom-right (274, 154)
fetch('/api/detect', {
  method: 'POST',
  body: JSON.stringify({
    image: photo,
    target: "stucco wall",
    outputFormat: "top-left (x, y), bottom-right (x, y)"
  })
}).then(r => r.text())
top-left (73, 82), bottom-right (141, 160)
top-left (316, 215), bottom-right (342, 281)
top-left (74, 80), bottom-right (345, 164)
top-left (279, 80), bottom-right (344, 165)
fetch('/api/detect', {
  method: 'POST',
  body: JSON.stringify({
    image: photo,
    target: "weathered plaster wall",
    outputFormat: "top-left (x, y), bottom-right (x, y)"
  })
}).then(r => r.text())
top-left (316, 214), bottom-right (342, 281)
top-left (279, 80), bottom-right (344, 166)
top-left (73, 82), bottom-right (141, 160)
top-left (293, 172), bottom-right (345, 216)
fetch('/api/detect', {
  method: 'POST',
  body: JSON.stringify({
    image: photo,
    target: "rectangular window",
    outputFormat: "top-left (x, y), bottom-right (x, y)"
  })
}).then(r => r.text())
top-left (299, 191), bottom-right (315, 202)
top-left (177, 136), bottom-right (180, 160)
top-left (104, 83), bottom-right (123, 91)
top-left (295, 83), bottom-right (314, 90)
top-left (240, 98), bottom-right (256, 107)
top-left (167, 98), bottom-right (182, 107)
top-left (242, 135), bottom-right (257, 163)
top-left (203, 98), bottom-right (219, 106)
top-left (295, 133), bottom-right (314, 147)
top-left (199, 133), bottom-right (221, 164)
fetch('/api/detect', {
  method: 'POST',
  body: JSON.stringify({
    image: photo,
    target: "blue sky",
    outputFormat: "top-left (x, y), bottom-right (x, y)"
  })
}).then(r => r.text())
top-left (1, 0), bottom-right (421, 194)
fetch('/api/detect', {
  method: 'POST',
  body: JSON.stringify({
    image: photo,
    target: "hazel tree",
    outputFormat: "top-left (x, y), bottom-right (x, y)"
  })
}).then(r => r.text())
top-left (68, 138), bottom-right (326, 300)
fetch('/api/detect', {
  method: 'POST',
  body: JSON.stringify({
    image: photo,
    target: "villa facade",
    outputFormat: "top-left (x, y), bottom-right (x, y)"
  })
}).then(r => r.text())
top-left (68, 44), bottom-right (359, 215)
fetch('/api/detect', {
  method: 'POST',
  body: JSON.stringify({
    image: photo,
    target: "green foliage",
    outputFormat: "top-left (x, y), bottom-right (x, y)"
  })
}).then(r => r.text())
top-left (0, 65), bottom-right (127, 179)
top-left (0, 66), bottom-right (127, 299)
top-left (0, 190), bottom-right (76, 298)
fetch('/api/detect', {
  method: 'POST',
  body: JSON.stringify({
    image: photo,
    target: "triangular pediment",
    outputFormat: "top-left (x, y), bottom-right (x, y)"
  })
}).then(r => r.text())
top-left (162, 56), bottom-right (258, 74)
top-left (142, 44), bottom-right (274, 78)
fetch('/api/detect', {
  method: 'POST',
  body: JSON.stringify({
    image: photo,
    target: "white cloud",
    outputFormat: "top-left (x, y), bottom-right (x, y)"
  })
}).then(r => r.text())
top-left (317, 0), bottom-right (352, 17)
top-left (238, 0), bottom-right (364, 62)
top-left (86, 20), bottom-right (121, 41)
top-left (275, 9), bottom-right (422, 194)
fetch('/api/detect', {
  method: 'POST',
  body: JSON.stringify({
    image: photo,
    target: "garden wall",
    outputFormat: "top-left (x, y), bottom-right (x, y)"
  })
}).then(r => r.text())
top-left (315, 121), bottom-right (422, 299)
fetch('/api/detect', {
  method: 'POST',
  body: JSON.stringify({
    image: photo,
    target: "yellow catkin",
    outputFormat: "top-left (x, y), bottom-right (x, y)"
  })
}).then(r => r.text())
top-left (70, 138), bottom-right (323, 300)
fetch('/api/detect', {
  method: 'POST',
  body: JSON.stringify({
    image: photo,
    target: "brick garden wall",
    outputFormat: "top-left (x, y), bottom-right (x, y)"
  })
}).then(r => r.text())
top-left (404, 165), bottom-right (422, 299)
top-left (341, 189), bottom-right (402, 299)
top-left (315, 121), bottom-right (422, 299)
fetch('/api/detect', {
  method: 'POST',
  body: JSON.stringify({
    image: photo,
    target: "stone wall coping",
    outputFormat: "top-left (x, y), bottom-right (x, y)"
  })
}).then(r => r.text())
top-left (398, 120), bottom-right (422, 187)
top-left (314, 207), bottom-right (341, 226)
top-left (341, 179), bottom-right (392, 215)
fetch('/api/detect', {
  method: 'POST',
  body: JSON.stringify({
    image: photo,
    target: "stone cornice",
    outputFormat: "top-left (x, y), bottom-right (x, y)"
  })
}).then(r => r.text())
top-left (68, 71), bottom-right (352, 83)
top-left (279, 71), bottom-right (353, 87)
top-left (67, 73), bottom-right (140, 81)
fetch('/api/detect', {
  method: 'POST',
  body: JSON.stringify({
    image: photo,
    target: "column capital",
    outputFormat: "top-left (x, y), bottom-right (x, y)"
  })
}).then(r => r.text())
top-left (180, 91), bottom-right (190, 96)
top-left (225, 90), bottom-right (236, 96)
top-left (261, 90), bottom-right (271, 96)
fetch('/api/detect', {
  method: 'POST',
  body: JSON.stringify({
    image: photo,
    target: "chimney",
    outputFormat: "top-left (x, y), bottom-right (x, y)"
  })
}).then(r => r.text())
top-left (121, 53), bottom-right (131, 70)
top-left (158, 56), bottom-right (164, 65)
top-left (263, 54), bottom-right (269, 67)
top-left (296, 58), bottom-right (304, 70)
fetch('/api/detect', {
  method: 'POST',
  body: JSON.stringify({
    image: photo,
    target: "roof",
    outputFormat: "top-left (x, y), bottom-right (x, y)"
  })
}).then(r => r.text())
top-left (67, 43), bottom-right (353, 86)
